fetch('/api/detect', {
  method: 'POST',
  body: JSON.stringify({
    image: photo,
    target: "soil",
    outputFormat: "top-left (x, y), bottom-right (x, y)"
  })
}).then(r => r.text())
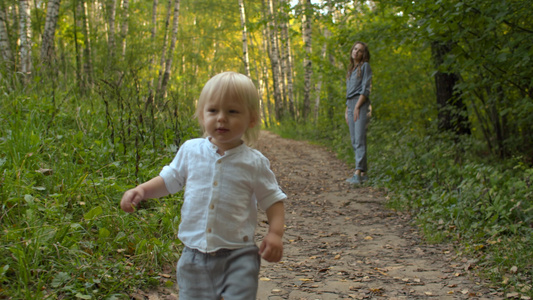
top-left (139, 131), bottom-right (501, 300)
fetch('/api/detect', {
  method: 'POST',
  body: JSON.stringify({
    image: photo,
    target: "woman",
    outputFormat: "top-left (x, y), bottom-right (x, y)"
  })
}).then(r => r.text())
top-left (345, 41), bottom-right (372, 184)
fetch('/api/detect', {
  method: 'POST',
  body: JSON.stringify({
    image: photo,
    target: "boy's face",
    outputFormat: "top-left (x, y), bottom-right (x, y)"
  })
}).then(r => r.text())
top-left (202, 96), bottom-right (256, 154)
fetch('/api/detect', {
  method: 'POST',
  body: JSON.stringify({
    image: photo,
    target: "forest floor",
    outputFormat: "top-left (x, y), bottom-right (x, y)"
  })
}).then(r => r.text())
top-left (140, 131), bottom-right (502, 300)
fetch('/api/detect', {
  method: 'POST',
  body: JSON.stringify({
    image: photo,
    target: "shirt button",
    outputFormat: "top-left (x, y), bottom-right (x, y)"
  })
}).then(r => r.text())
top-left (210, 204), bottom-right (215, 210)
top-left (213, 181), bottom-right (218, 186)
top-left (217, 160), bottom-right (222, 164)
top-left (243, 236), bottom-right (249, 242)
top-left (207, 228), bottom-right (212, 233)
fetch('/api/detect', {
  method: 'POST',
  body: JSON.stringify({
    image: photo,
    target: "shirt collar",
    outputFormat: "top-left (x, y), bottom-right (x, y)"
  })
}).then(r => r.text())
top-left (205, 137), bottom-right (247, 156)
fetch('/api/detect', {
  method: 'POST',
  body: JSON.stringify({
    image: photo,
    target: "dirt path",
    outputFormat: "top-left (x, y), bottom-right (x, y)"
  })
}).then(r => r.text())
top-left (144, 131), bottom-right (500, 299)
top-left (254, 131), bottom-right (498, 299)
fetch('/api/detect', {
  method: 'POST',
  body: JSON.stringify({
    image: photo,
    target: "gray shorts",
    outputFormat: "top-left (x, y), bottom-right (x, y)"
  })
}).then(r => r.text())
top-left (177, 245), bottom-right (261, 300)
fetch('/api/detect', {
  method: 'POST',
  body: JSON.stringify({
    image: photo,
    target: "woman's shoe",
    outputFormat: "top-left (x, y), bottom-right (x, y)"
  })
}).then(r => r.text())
top-left (346, 174), bottom-right (362, 184)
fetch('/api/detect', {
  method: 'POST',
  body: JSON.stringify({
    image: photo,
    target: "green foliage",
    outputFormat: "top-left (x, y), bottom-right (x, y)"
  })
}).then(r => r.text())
top-left (0, 80), bottom-right (195, 297)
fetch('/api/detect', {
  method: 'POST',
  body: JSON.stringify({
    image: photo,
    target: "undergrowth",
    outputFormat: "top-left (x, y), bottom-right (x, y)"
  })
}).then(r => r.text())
top-left (272, 119), bottom-right (533, 298)
top-left (0, 83), bottom-right (198, 298)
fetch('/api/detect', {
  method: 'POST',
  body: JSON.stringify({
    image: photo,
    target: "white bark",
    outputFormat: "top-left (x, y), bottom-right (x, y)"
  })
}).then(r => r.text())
top-left (19, 0), bottom-right (33, 78)
top-left (0, 7), bottom-right (13, 67)
top-left (266, 0), bottom-right (282, 119)
top-left (40, 0), bottom-right (61, 65)
top-left (120, 0), bottom-right (129, 59)
top-left (238, 0), bottom-right (250, 77)
top-left (81, 0), bottom-right (93, 86)
top-left (157, 0), bottom-right (172, 94)
top-left (301, 0), bottom-right (312, 119)
top-left (279, 0), bottom-right (295, 118)
top-left (159, 0), bottom-right (180, 98)
top-left (107, 0), bottom-right (116, 60)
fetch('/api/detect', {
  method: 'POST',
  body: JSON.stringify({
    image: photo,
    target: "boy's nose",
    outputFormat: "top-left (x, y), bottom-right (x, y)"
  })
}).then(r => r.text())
top-left (217, 112), bottom-right (227, 122)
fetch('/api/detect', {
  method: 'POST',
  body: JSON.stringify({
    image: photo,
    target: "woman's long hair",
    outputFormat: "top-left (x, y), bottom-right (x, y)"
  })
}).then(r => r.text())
top-left (347, 42), bottom-right (370, 79)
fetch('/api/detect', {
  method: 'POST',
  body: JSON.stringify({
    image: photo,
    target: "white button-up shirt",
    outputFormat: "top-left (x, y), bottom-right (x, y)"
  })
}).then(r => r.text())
top-left (159, 138), bottom-right (286, 253)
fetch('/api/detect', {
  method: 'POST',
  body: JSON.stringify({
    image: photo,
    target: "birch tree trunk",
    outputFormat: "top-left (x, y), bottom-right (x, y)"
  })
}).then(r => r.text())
top-left (249, 31), bottom-right (267, 127)
top-left (280, 0), bottom-right (295, 118)
top-left (73, 0), bottom-right (82, 85)
top-left (301, 0), bottom-right (312, 120)
top-left (266, 0), bottom-right (282, 120)
top-left (81, 0), bottom-right (93, 88)
top-left (261, 3), bottom-right (273, 127)
top-left (238, 0), bottom-right (250, 77)
top-left (107, 0), bottom-right (116, 63)
top-left (147, 0), bottom-right (157, 102)
top-left (156, 0), bottom-right (172, 97)
top-left (0, 6), bottom-right (14, 71)
top-left (314, 1), bottom-right (333, 122)
top-left (159, 0), bottom-right (180, 99)
top-left (40, 0), bottom-right (61, 66)
top-left (19, 0), bottom-right (33, 81)
top-left (120, 0), bottom-right (129, 59)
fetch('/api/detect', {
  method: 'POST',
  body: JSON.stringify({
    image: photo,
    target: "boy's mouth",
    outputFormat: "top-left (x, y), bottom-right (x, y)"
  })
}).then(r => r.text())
top-left (216, 127), bottom-right (229, 133)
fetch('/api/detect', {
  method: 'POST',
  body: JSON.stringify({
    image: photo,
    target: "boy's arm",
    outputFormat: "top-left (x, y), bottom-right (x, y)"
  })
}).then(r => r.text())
top-left (120, 176), bottom-right (169, 213)
top-left (259, 201), bottom-right (285, 262)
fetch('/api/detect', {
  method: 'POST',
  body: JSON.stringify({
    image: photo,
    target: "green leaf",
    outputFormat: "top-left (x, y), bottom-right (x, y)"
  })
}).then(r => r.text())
top-left (75, 293), bottom-right (92, 299)
top-left (51, 272), bottom-right (71, 288)
top-left (99, 227), bottom-right (111, 239)
top-left (84, 206), bottom-right (103, 221)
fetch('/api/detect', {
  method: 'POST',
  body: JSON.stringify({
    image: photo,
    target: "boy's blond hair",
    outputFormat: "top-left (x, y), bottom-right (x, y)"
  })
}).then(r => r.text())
top-left (195, 71), bottom-right (261, 146)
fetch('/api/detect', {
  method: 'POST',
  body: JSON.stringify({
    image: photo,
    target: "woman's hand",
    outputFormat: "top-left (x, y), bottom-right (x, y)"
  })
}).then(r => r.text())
top-left (353, 107), bottom-right (360, 123)
top-left (345, 107), bottom-right (349, 125)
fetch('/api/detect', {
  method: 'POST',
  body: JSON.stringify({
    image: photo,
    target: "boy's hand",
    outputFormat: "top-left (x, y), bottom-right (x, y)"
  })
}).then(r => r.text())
top-left (120, 188), bottom-right (144, 213)
top-left (259, 232), bottom-right (283, 262)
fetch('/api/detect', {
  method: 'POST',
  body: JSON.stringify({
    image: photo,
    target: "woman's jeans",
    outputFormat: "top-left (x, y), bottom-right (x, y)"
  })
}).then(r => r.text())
top-left (346, 97), bottom-right (371, 172)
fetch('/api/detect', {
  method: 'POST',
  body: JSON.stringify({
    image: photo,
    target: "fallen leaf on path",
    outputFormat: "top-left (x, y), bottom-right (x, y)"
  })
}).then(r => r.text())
top-left (259, 277), bottom-right (271, 281)
top-left (364, 236), bottom-right (373, 240)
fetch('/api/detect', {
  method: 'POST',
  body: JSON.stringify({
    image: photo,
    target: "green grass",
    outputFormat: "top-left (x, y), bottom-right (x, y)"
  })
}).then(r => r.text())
top-left (0, 87), bottom-right (193, 298)
top-left (271, 119), bottom-right (533, 298)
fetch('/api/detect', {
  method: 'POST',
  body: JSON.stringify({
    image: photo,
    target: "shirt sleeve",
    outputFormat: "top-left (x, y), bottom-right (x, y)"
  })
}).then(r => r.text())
top-left (360, 62), bottom-right (372, 98)
top-left (254, 156), bottom-right (287, 211)
top-left (159, 142), bottom-right (188, 194)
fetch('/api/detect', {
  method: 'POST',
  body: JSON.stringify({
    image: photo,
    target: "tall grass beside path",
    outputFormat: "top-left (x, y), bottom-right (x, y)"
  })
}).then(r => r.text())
top-left (0, 88), bottom-right (195, 298)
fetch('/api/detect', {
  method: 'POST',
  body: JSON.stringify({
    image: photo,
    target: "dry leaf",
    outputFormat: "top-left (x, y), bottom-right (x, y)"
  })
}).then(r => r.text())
top-left (364, 236), bottom-right (373, 240)
top-left (36, 168), bottom-right (53, 175)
